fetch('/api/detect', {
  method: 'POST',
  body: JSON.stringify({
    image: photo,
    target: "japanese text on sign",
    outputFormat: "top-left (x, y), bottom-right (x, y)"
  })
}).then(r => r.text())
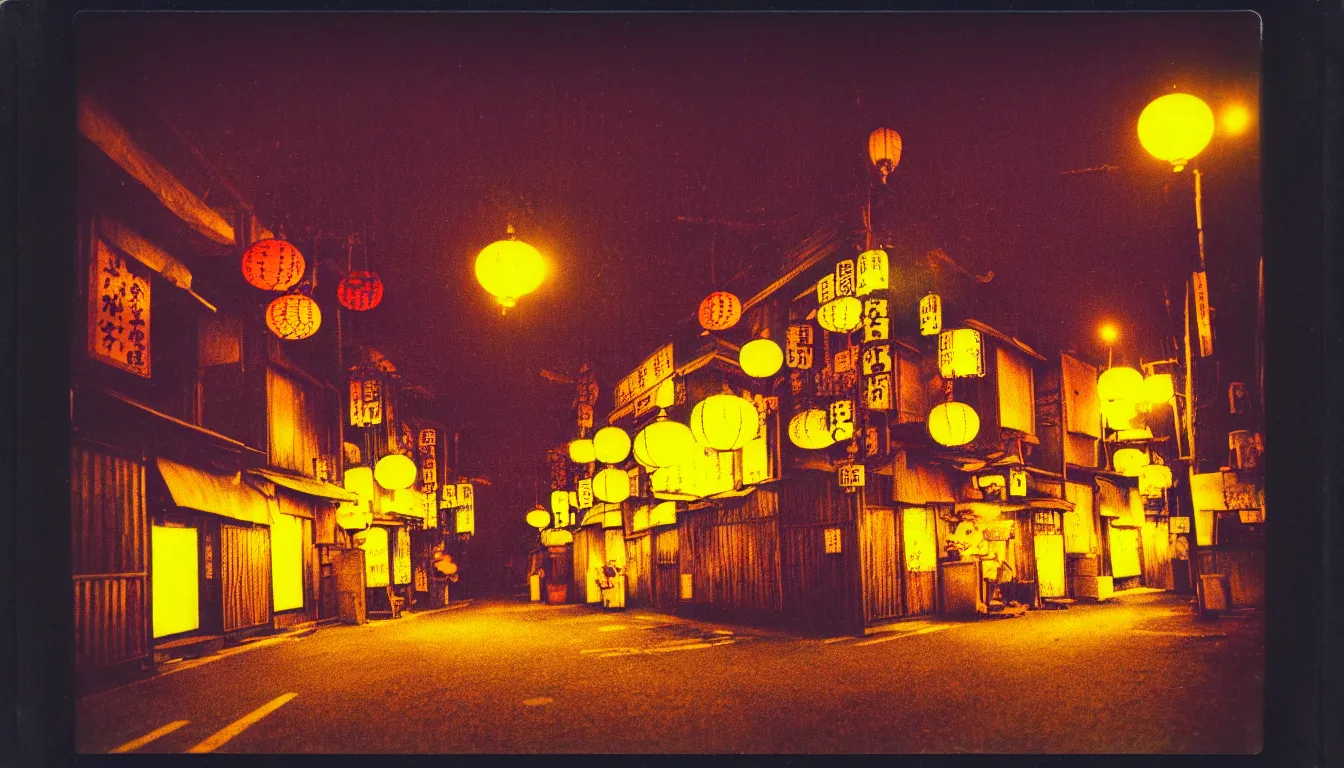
top-left (830, 400), bottom-right (855, 442)
top-left (350, 372), bottom-right (384, 427)
top-left (834, 259), bottom-right (856, 298)
top-left (577, 478), bottom-right (594, 509)
top-left (824, 527), bottom-right (843, 554)
top-left (861, 344), bottom-right (892, 376)
top-left (786, 324), bottom-right (814, 370)
top-left (89, 238), bottom-right (151, 377)
top-left (614, 343), bottom-right (675, 410)
top-left (1193, 270), bottom-right (1213, 358)
top-left (838, 463), bottom-right (866, 488)
top-left (865, 372), bottom-right (893, 411)
top-left (817, 274), bottom-right (836, 305)
top-left (919, 294), bottom-right (942, 336)
top-left (856, 250), bottom-right (889, 296)
top-left (863, 298), bottom-right (890, 342)
top-left (938, 328), bottom-right (986, 379)
top-left (834, 347), bottom-right (856, 374)
top-left (440, 484), bottom-right (458, 509)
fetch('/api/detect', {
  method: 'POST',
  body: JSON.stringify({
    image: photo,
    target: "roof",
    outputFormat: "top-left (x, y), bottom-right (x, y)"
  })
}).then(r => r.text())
top-left (157, 457), bottom-right (273, 525)
top-left (248, 468), bottom-right (359, 503)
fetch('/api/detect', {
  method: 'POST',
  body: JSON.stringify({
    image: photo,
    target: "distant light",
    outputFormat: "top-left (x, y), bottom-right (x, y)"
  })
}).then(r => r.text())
top-left (1222, 104), bottom-right (1251, 135)
top-left (1099, 324), bottom-right (1119, 344)
top-left (1138, 93), bottom-right (1215, 172)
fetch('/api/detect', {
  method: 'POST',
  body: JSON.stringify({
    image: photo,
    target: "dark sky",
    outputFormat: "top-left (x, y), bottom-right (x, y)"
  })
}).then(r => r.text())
top-left (77, 12), bottom-right (1261, 572)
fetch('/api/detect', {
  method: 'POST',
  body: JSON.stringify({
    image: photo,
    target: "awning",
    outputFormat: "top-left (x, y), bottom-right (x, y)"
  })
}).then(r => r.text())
top-left (247, 468), bottom-right (358, 503)
top-left (893, 452), bottom-right (957, 506)
top-left (580, 503), bottom-right (619, 527)
top-left (157, 457), bottom-right (272, 525)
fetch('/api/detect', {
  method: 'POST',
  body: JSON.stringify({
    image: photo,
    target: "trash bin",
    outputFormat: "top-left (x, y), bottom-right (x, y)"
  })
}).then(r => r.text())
top-left (601, 574), bottom-right (626, 611)
top-left (547, 582), bottom-right (569, 604)
top-left (1198, 573), bottom-right (1231, 615)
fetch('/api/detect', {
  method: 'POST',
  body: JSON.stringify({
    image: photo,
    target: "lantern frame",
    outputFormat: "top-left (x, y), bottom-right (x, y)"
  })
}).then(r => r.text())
top-left (241, 238), bottom-right (306, 292)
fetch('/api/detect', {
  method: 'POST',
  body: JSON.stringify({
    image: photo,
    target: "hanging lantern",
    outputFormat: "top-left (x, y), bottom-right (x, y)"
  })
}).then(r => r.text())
top-left (541, 529), bottom-right (573, 546)
top-left (374, 453), bottom-right (417, 490)
top-left (592, 467), bottom-right (631, 503)
top-left (337, 270), bottom-right (384, 311)
top-left (817, 297), bottom-right (863, 333)
top-left (937, 329), bottom-right (985, 378)
top-left (1102, 399), bottom-right (1139, 431)
top-left (1141, 373), bottom-right (1175, 405)
top-left (1139, 464), bottom-right (1174, 496)
top-left (739, 338), bottom-right (784, 378)
top-left (526, 506), bottom-right (551, 529)
top-left (568, 438), bottom-right (596, 464)
top-left (788, 409), bottom-right (835, 450)
top-left (1138, 93), bottom-right (1215, 172)
top-left (698, 291), bottom-right (742, 331)
top-left (550, 490), bottom-right (570, 518)
top-left (928, 402), bottom-right (980, 447)
top-left (856, 250), bottom-right (889, 296)
top-left (868, 127), bottom-right (903, 183)
top-left (1112, 447), bottom-right (1151, 476)
top-left (689, 394), bottom-right (760, 452)
top-left (919, 293), bottom-right (942, 336)
top-left (266, 293), bottom-right (322, 340)
top-left (633, 410), bottom-right (698, 468)
top-left (241, 238), bottom-right (306, 292)
top-left (474, 227), bottom-right (545, 310)
top-left (593, 426), bottom-right (632, 464)
top-left (1098, 366), bottom-right (1144, 404)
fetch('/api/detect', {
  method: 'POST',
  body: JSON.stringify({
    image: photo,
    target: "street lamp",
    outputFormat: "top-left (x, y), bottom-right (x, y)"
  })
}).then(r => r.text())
top-left (1137, 93), bottom-right (1214, 173)
top-left (1099, 323), bottom-right (1118, 368)
top-left (474, 225), bottom-right (546, 314)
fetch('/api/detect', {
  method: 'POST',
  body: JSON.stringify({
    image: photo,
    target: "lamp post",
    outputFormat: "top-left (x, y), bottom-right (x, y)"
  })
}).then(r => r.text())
top-left (1099, 323), bottom-right (1119, 369)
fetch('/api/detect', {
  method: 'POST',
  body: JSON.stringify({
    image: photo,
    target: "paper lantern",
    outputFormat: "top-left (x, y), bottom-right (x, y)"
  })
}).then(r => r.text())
top-left (1102, 399), bottom-right (1138, 431)
top-left (475, 230), bottom-right (545, 309)
top-left (337, 270), bottom-right (384, 311)
top-left (568, 438), bottom-right (596, 464)
top-left (868, 127), bottom-right (903, 183)
top-left (633, 411), bottom-right (697, 468)
top-left (1139, 464), bottom-right (1174, 496)
top-left (817, 297), bottom-right (863, 333)
top-left (374, 453), bottom-right (417, 490)
top-left (541, 529), bottom-right (573, 546)
top-left (592, 467), bottom-right (631, 503)
top-left (937, 329), bottom-right (985, 378)
top-left (526, 507), bottom-right (551, 529)
top-left (689, 394), bottom-right (760, 452)
top-left (1141, 373), bottom-right (1175, 405)
top-left (698, 291), bottom-right (742, 331)
top-left (856, 250), bottom-right (889, 296)
top-left (649, 500), bottom-right (677, 527)
top-left (266, 293), bottom-right (322, 340)
top-left (593, 426), bottom-right (632, 464)
top-left (1112, 447), bottom-right (1151, 476)
top-left (739, 338), bottom-right (784, 378)
top-left (928, 402), bottom-right (980, 447)
top-left (1098, 366), bottom-right (1143, 404)
top-left (788, 409), bottom-right (835, 450)
top-left (242, 238), bottom-right (305, 291)
top-left (550, 490), bottom-right (570, 517)
top-left (1138, 93), bottom-right (1215, 171)
top-left (919, 294), bottom-right (942, 336)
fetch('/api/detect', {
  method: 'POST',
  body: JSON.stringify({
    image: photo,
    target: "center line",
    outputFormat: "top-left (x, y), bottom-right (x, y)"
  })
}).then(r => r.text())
top-left (186, 693), bottom-right (297, 753)
top-left (109, 720), bottom-right (189, 754)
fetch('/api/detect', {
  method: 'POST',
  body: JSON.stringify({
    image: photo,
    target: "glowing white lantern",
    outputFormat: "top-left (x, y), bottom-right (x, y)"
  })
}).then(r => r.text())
top-left (928, 402), bottom-right (980, 447)
top-left (817, 297), bottom-right (863, 333)
top-left (739, 338), bottom-right (784, 378)
top-left (1112, 447), bottom-right (1151, 476)
top-left (689, 394), bottom-right (760, 452)
top-left (856, 249), bottom-right (889, 296)
top-left (788, 409), bottom-right (835, 450)
top-left (593, 426), bottom-right (632, 464)
top-left (1098, 366), bottom-right (1143, 404)
top-left (592, 467), bottom-right (631, 503)
top-left (568, 438), bottom-right (596, 464)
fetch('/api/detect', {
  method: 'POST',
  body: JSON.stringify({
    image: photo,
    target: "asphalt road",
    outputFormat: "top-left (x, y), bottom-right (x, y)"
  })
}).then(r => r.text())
top-left (76, 591), bottom-right (1263, 754)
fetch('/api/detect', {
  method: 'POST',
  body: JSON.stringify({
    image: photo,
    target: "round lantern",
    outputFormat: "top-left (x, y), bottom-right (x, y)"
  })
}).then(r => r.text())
top-left (337, 270), bottom-right (384, 311)
top-left (1113, 447), bottom-right (1151, 476)
top-left (526, 507), bottom-right (551, 529)
top-left (1102, 399), bottom-right (1138, 431)
top-left (541, 529), bottom-right (573, 546)
top-left (817, 297), bottom-right (863, 333)
top-left (593, 426), bottom-right (632, 464)
top-left (633, 411), bottom-right (698, 468)
top-left (550, 490), bottom-right (570, 517)
top-left (698, 291), bottom-right (742, 332)
top-left (788, 409), bottom-right (835, 450)
top-left (868, 127), bottom-right (903, 182)
top-left (475, 229), bottom-right (545, 309)
top-left (241, 238), bottom-right (306, 292)
top-left (1097, 366), bottom-right (1143, 404)
top-left (928, 402), bottom-right (980, 447)
top-left (1139, 463), bottom-right (1174, 494)
top-left (689, 394), bottom-right (760, 452)
top-left (739, 338), bottom-right (784, 378)
top-left (592, 467), bottom-right (631, 504)
top-left (266, 293), bottom-right (322, 340)
top-left (1138, 93), bottom-right (1215, 171)
top-left (568, 438), bottom-right (596, 464)
top-left (1141, 373), bottom-right (1175, 405)
top-left (374, 453), bottom-right (417, 491)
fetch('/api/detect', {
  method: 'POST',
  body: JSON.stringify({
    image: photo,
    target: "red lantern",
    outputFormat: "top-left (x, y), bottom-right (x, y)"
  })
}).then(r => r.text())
top-left (266, 293), bottom-right (322, 340)
top-left (337, 270), bottom-right (384, 311)
top-left (242, 238), bottom-right (306, 292)
top-left (698, 291), bottom-right (741, 331)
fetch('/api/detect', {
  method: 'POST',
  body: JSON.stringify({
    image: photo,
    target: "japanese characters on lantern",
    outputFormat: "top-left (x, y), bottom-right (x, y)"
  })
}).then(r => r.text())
top-left (89, 238), bottom-right (151, 377)
top-left (834, 259), bottom-right (856, 298)
top-left (786, 324), bottom-right (814, 370)
top-left (862, 298), bottom-right (890, 342)
top-left (856, 250), bottom-right (889, 296)
top-left (829, 400), bottom-right (855, 442)
top-left (919, 293), bottom-right (943, 336)
top-left (938, 328), bottom-right (986, 378)
top-left (817, 274), bottom-right (836, 305)
top-left (697, 291), bottom-right (742, 331)
top-left (350, 368), bottom-right (384, 427)
top-left (418, 429), bottom-right (438, 491)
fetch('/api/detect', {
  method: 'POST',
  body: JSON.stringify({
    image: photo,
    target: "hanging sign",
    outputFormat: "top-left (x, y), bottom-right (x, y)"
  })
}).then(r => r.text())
top-left (817, 274), bottom-right (836, 305)
top-left (423, 490), bottom-right (437, 528)
top-left (358, 527), bottom-right (390, 588)
top-left (89, 238), bottom-right (151, 377)
top-left (856, 250), bottom-right (889, 297)
top-left (577, 478), bottom-right (595, 509)
top-left (418, 430), bottom-right (438, 491)
top-left (350, 370), bottom-right (384, 427)
top-left (786, 324), bottom-right (815, 370)
top-left (919, 294), bottom-right (942, 337)
top-left (861, 344), bottom-right (892, 376)
top-left (864, 372), bottom-right (893, 411)
top-left (1009, 467), bottom-right (1028, 497)
top-left (614, 343), bottom-right (675, 410)
top-left (577, 404), bottom-right (595, 429)
top-left (838, 463), bottom-right (866, 488)
top-left (394, 528), bottom-right (412, 585)
top-left (863, 298), bottom-right (890, 342)
top-left (829, 400), bottom-right (855, 442)
top-left (1192, 270), bottom-right (1213, 358)
top-left (938, 329), bottom-right (985, 378)
top-left (834, 259), bottom-right (857, 298)
top-left (440, 484), bottom-right (458, 509)
top-left (455, 505), bottom-right (475, 536)
top-left (824, 527), bottom-right (843, 554)
top-left (834, 347), bottom-right (856, 374)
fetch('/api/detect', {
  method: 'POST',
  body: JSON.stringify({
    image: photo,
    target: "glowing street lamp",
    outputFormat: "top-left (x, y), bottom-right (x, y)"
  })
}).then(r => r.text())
top-left (1137, 93), bottom-right (1214, 173)
top-left (1099, 323), bottom-right (1119, 368)
top-left (474, 225), bottom-right (546, 314)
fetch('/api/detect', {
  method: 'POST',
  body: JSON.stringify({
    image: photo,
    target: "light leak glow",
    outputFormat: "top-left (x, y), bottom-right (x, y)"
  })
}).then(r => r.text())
top-left (1222, 104), bottom-right (1251, 135)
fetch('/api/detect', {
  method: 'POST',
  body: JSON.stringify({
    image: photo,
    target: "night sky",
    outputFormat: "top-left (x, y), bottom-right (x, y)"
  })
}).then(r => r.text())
top-left (77, 12), bottom-right (1261, 579)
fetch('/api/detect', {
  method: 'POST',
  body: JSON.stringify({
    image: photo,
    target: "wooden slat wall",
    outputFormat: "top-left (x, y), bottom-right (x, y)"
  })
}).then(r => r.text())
top-left (1141, 519), bottom-right (1174, 590)
top-left (266, 368), bottom-right (324, 476)
top-left (221, 524), bottom-right (272, 631)
top-left (859, 506), bottom-right (902, 623)
top-left (781, 523), bottom-right (856, 631)
top-left (778, 476), bottom-right (850, 527)
top-left (653, 527), bottom-right (679, 609)
top-left (71, 444), bottom-right (148, 672)
top-left (624, 534), bottom-right (652, 607)
top-left (901, 508), bottom-right (937, 616)
top-left (681, 510), bottom-right (782, 616)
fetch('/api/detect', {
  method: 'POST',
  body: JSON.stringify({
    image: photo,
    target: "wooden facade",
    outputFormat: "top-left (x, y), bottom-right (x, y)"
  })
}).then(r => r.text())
top-left (220, 524), bottom-right (272, 632)
top-left (679, 490), bottom-right (783, 621)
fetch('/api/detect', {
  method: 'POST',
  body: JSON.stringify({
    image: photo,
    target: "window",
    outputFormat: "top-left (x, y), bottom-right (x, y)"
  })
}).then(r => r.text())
top-left (997, 348), bottom-right (1035, 435)
top-left (270, 513), bottom-right (305, 612)
top-left (152, 525), bottom-right (199, 638)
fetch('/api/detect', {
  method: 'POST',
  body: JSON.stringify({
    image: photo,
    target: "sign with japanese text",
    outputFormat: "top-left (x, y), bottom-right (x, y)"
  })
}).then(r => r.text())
top-left (358, 527), bottom-right (389, 588)
top-left (938, 328), bottom-right (986, 378)
top-left (817, 274), bottom-right (836, 305)
top-left (838, 463), bottom-right (865, 488)
top-left (919, 294), bottom-right (942, 336)
top-left (89, 238), bottom-right (151, 377)
top-left (862, 298), bottom-right (890, 342)
top-left (423, 490), bottom-right (437, 528)
top-left (834, 347), bottom-right (856, 374)
top-left (456, 483), bottom-right (474, 507)
top-left (418, 430), bottom-right (438, 490)
top-left (614, 343), bottom-right (675, 410)
top-left (856, 250), bottom-right (889, 296)
top-left (577, 403), bottom-right (595, 429)
top-left (548, 450), bottom-right (569, 491)
top-left (786, 324), bottom-right (814, 370)
top-left (414, 566), bottom-right (428, 593)
top-left (393, 527), bottom-right (412, 585)
top-left (864, 372), bottom-right (893, 411)
top-left (350, 371), bottom-right (384, 427)
top-left (861, 344), bottom-right (892, 376)
top-left (829, 400), bottom-right (855, 442)
top-left (834, 259), bottom-right (856, 298)
top-left (577, 478), bottom-right (594, 509)
top-left (440, 484), bottom-right (458, 509)
top-left (455, 506), bottom-right (475, 536)
top-left (1193, 270), bottom-right (1213, 357)
top-left (824, 527), bottom-right (843, 554)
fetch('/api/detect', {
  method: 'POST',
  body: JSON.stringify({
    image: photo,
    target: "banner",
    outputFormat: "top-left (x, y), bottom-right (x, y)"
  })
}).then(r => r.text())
top-left (89, 238), bottom-right (151, 377)
top-left (614, 343), bottom-right (675, 410)
top-left (1193, 270), bottom-right (1213, 357)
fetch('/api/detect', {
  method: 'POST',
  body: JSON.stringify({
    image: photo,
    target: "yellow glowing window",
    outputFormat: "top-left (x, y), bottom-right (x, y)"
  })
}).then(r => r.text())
top-left (152, 525), bottom-right (200, 638)
top-left (271, 513), bottom-right (305, 612)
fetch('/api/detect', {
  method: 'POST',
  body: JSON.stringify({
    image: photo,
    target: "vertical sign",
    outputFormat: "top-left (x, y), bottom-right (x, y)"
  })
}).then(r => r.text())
top-left (577, 478), bottom-right (594, 509)
top-left (824, 527), bottom-right (843, 554)
top-left (786, 324), bottom-right (814, 370)
top-left (834, 259), bottom-right (857, 298)
top-left (862, 298), bottom-right (890, 342)
top-left (455, 483), bottom-right (475, 535)
top-left (359, 527), bottom-right (389, 588)
top-left (829, 400), bottom-right (855, 442)
top-left (817, 274), bottom-right (836, 305)
top-left (938, 329), bottom-right (985, 378)
top-left (418, 429), bottom-right (438, 491)
top-left (440, 483), bottom-right (458, 510)
top-left (89, 238), bottom-right (151, 377)
top-left (864, 373), bottom-right (893, 411)
top-left (919, 294), bottom-right (942, 337)
top-left (548, 450), bottom-right (569, 491)
top-left (856, 249), bottom-right (889, 296)
top-left (423, 490), bottom-right (437, 529)
top-left (838, 463), bottom-right (866, 488)
top-left (394, 528), bottom-right (412, 585)
top-left (1192, 270), bottom-right (1213, 357)
top-left (350, 370), bottom-right (384, 427)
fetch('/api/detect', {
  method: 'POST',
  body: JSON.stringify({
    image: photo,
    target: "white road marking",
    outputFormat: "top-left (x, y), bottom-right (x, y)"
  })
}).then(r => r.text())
top-left (854, 624), bottom-right (955, 646)
top-left (186, 693), bottom-right (297, 753)
top-left (109, 720), bottom-right (189, 753)
top-left (522, 697), bottom-right (554, 707)
top-left (595, 638), bottom-right (738, 658)
top-left (821, 637), bottom-right (853, 644)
